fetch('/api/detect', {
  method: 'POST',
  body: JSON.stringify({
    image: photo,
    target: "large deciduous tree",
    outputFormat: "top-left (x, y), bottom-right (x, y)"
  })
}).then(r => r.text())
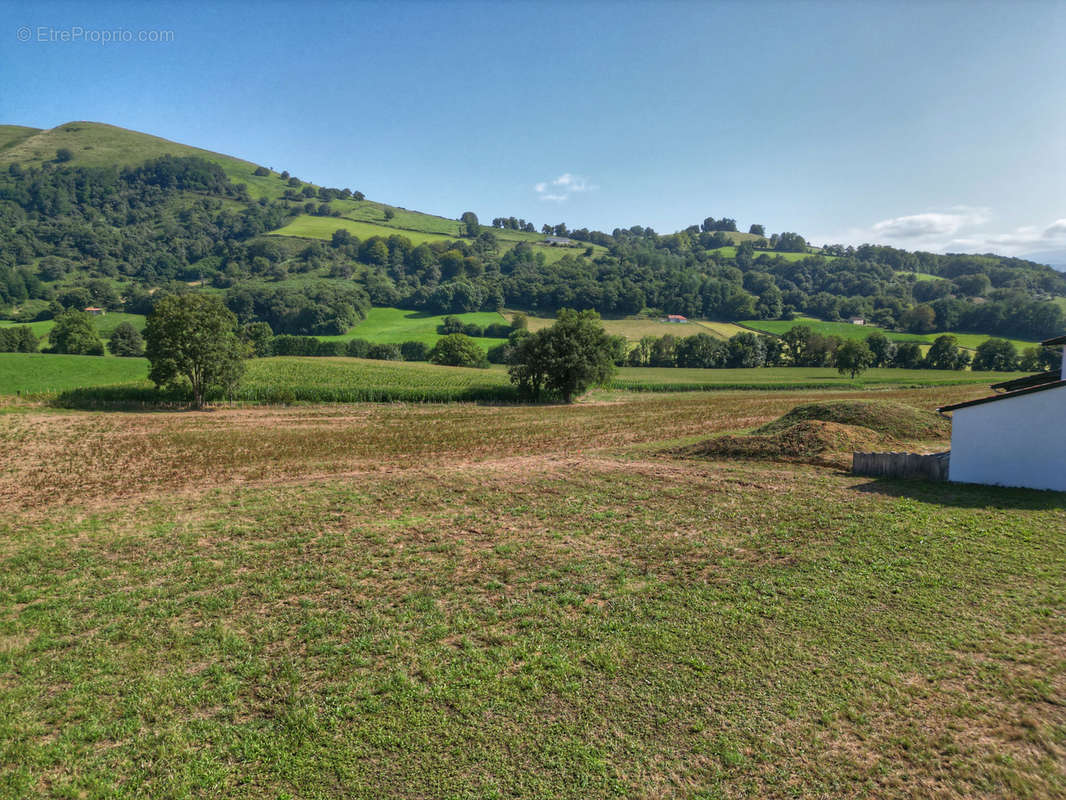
top-left (508, 308), bottom-right (616, 402)
top-left (834, 339), bottom-right (875, 378)
top-left (144, 294), bottom-right (245, 409)
top-left (48, 309), bottom-right (104, 355)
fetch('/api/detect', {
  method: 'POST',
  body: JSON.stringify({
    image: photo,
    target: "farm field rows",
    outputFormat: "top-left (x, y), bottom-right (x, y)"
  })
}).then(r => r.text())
top-left (0, 352), bottom-right (1029, 404)
top-left (0, 388), bottom-right (1063, 798)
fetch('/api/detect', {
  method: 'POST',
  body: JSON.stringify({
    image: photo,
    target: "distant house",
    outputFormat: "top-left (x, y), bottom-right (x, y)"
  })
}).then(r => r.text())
top-left (84, 306), bottom-right (105, 316)
top-left (542, 236), bottom-right (574, 246)
top-left (937, 333), bottom-right (1065, 492)
top-left (666, 314), bottom-right (688, 323)
top-left (848, 317), bottom-right (865, 325)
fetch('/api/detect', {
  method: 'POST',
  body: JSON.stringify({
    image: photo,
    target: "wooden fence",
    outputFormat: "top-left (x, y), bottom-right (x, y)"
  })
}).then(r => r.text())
top-left (852, 451), bottom-right (949, 481)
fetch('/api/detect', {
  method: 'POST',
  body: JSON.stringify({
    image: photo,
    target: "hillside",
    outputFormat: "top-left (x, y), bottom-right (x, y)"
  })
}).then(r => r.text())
top-left (0, 120), bottom-right (1063, 351)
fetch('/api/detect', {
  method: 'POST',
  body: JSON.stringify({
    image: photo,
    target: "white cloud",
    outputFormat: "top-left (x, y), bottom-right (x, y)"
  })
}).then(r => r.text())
top-left (870, 207), bottom-right (990, 240)
top-left (534, 172), bottom-right (596, 202)
top-left (816, 208), bottom-right (1066, 257)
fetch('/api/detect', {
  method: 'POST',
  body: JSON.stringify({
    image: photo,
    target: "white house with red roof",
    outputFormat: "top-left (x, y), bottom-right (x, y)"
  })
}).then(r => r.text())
top-left (938, 334), bottom-right (1065, 491)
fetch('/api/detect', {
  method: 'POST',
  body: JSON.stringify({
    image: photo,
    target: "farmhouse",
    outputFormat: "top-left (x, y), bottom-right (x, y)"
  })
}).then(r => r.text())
top-left (937, 333), bottom-right (1065, 491)
top-left (542, 236), bottom-right (574, 246)
top-left (848, 316), bottom-right (865, 325)
top-left (666, 314), bottom-right (688, 323)
top-left (84, 306), bottom-right (105, 315)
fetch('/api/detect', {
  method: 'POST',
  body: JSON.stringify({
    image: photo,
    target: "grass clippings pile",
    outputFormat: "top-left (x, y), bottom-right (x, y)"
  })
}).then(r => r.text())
top-left (683, 399), bottom-right (950, 467)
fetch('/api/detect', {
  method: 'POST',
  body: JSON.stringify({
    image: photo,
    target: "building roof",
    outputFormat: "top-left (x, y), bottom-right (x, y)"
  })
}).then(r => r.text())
top-left (1042, 334), bottom-right (1066, 346)
top-left (667, 314), bottom-right (687, 320)
top-left (990, 371), bottom-right (1061, 393)
top-left (938, 378), bottom-right (1066, 413)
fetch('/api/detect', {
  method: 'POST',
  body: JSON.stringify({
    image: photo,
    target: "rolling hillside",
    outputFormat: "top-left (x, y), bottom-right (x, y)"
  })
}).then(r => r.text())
top-left (1, 120), bottom-right (1062, 352)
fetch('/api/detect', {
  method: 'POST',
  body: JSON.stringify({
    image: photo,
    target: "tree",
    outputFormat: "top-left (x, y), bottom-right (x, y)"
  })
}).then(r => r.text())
top-left (748, 224), bottom-right (765, 236)
top-left (429, 333), bottom-right (489, 368)
top-left (383, 207), bottom-right (396, 221)
top-left (239, 321), bottom-right (274, 357)
top-left (460, 211), bottom-right (480, 238)
top-left (924, 334), bottom-right (966, 370)
top-left (55, 148), bottom-right (73, 163)
top-left (864, 331), bottom-right (895, 367)
top-left (400, 340), bottom-right (430, 361)
top-left (108, 322), bottom-right (145, 357)
top-left (893, 342), bottom-right (924, 369)
top-left (508, 309), bottom-right (616, 402)
top-left (726, 332), bottom-right (766, 368)
top-left (48, 309), bottom-right (104, 355)
top-left (972, 338), bottom-right (1018, 371)
top-left (0, 325), bottom-right (38, 353)
top-left (144, 294), bottom-right (245, 409)
top-left (900, 304), bottom-right (936, 333)
top-left (834, 339), bottom-right (875, 378)
top-left (775, 232), bottom-right (807, 252)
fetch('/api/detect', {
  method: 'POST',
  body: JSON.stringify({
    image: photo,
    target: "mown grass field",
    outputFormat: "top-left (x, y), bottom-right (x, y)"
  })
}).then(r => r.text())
top-left (0, 387), bottom-right (1063, 798)
top-left (521, 313), bottom-right (750, 342)
top-left (742, 316), bottom-right (1039, 352)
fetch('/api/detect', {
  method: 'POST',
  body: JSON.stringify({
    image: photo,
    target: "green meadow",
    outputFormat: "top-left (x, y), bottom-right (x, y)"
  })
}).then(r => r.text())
top-left (0, 353), bottom-right (148, 395)
top-left (0, 312), bottom-right (147, 341)
top-left (741, 315), bottom-right (1040, 352)
top-left (318, 307), bottom-right (511, 349)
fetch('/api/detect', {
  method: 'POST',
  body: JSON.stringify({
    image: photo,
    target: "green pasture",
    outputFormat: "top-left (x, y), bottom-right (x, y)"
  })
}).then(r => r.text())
top-left (0, 353), bottom-right (148, 395)
top-left (0, 312), bottom-right (147, 341)
top-left (742, 316), bottom-right (1039, 352)
top-left (319, 307), bottom-right (511, 350)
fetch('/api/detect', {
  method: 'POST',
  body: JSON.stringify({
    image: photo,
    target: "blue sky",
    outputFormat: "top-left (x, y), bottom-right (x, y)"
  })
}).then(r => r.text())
top-left (1, 0), bottom-right (1064, 259)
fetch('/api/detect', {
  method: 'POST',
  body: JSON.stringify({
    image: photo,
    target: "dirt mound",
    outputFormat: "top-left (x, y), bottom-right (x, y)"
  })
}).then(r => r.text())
top-left (684, 420), bottom-right (887, 467)
top-left (756, 400), bottom-right (949, 440)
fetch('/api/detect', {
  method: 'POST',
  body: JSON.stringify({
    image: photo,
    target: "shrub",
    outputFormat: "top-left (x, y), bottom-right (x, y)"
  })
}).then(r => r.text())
top-left (346, 338), bottom-right (371, 358)
top-left (367, 343), bottom-right (401, 361)
top-left (429, 333), bottom-right (489, 368)
top-left (107, 322), bottom-right (145, 357)
top-left (400, 341), bottom-right (431, 361)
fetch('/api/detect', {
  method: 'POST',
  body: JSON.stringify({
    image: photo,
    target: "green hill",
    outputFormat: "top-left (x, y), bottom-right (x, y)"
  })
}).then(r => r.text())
top-left (0, 120), bottom-right (1062, 350)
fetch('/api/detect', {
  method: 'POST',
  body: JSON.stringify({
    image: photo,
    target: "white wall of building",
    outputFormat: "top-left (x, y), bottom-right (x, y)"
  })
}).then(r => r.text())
top-left (949, 384), bottom-right (1066, 491)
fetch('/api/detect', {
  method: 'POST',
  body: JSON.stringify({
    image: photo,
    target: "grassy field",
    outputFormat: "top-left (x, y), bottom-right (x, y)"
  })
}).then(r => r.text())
top-left (269, 217), bottom-right (603, 265)
top-left (1, 350), bottom-right (1028, 408)
top-left (0, 387), bottom-right (1063, 798)
top-left (521, 313), bottom-right (751, 342)
top-left (0, 312), bottom-right (147, 342)
top-left (0, 353), bottom-right (148, 395)
top-left (742, 316), bottom-right (1040, 352)
top-left (320, 307), bottom-right (511, 350)
top-left (270, 216), bottom-right (461, 248)
top-left (0, 122), bottom-right (289, 201)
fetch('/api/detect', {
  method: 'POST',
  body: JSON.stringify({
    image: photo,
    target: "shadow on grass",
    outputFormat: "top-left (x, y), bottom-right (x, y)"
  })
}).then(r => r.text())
top-left (852, 477), bottom-right (1066, 510)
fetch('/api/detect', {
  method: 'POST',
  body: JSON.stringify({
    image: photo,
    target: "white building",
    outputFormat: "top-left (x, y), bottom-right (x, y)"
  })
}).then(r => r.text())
top-left (938, 334), bottom-right (1065, 492)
